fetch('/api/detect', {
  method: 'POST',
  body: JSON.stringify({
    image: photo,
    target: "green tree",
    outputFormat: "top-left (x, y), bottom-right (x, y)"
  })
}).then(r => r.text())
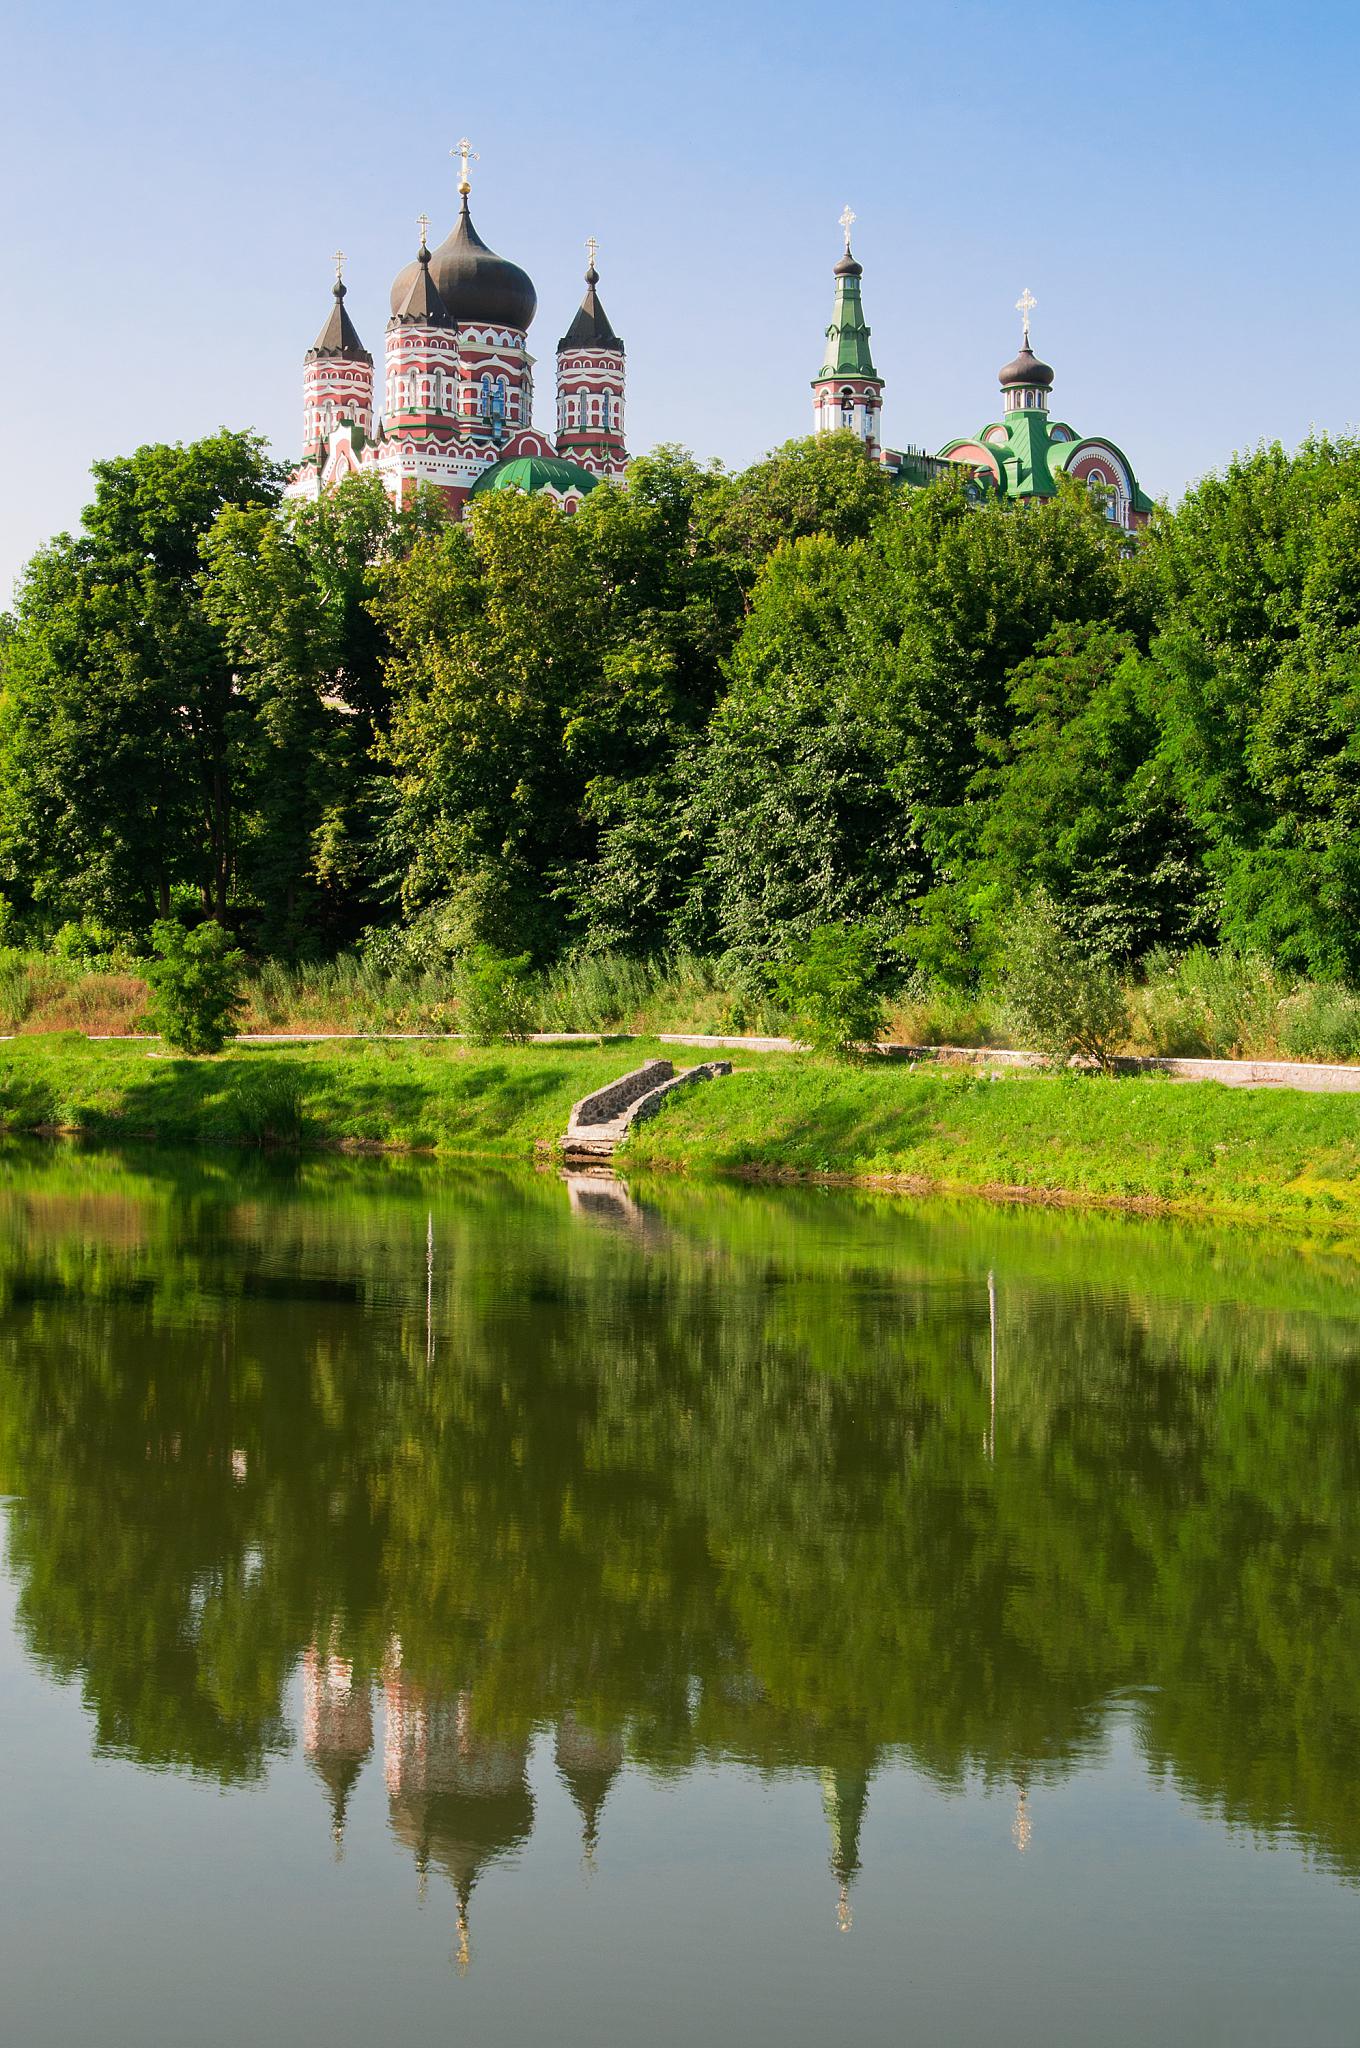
top-left (143, 918), bottom-right (247, 1054)
top-left (690, 534), bottom-right (922, 961)
top-left (200, 473), bottom-right (447, 953)
top-left (1145, 436), bottom-right (1360, 975)
top-left (378, 491), bottom-right (606, 957)
top-left (700, 432), bottom-right (894, 573)
top-left (924, 624), bottom-right (1209, 974)
top-left (0, 432), bottom-right (283, 935)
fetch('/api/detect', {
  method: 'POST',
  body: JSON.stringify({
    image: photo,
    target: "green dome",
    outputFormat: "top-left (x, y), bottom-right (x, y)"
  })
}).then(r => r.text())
top-left (470, 456), bottom-right (601, 501)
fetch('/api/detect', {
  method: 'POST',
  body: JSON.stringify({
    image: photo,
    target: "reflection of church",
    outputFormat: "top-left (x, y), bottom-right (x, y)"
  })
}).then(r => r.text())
top-left (301, 1642), bottom-right (905, 1945)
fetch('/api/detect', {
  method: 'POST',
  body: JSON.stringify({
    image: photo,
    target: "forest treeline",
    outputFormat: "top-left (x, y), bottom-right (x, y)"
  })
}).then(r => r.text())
top-left (2, 426), bottom-right (1358, 986)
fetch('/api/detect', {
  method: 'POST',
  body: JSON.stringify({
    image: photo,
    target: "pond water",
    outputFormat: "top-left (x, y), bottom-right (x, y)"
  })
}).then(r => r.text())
top-left (1, 1144), bottom-right (1359, 2045)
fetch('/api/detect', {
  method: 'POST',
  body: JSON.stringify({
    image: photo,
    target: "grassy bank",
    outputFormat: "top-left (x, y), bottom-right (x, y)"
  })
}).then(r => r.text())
top-left (2, 1034), bottom-right (1359, 1227)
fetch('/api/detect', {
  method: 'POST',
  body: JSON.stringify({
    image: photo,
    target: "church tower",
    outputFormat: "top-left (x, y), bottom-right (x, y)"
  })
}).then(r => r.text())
top-left (555, 240), bottom-right (627, 479)
top-left (302, 255), bottom-right (374, 458)
top-left (811, 208), bottom-right (884, 453)
top-left (383, 219), bottom-right (460, 461)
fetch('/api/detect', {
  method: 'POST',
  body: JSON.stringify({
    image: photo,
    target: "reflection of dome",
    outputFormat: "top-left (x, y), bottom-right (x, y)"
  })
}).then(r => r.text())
top-left (469, 455), bottom-right (601, 502)
top-left (384, 1682), bottom-right (534, 1969)
top-left (302, 1647), bottom-right (374, 1856)
top-left (998, 342), bottom-right (1054, 390)
top-left (821, 1765), bottom-right (870, 1931)
top-left (390, 196), bottom-right (537, 331)
top-left (555, 1713), bottom-right (624, 1862)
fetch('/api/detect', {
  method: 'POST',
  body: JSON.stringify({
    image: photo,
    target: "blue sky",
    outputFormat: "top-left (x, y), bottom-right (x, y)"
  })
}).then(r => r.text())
top-left (2, 0), bottom-right (1357, 598)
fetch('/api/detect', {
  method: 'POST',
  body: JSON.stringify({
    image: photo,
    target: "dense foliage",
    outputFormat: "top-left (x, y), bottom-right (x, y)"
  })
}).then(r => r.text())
top-left (4, 427), bottom-right (1359, 995)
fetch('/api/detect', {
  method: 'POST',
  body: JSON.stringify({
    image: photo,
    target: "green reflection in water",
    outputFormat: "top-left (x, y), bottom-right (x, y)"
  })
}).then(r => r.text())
top-left (2, 1138), bottom-right (1359, 1942)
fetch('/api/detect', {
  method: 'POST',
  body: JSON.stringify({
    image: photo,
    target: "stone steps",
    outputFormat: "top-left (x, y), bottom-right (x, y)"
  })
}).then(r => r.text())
top-left (560, 1058), bottom-right (732, 1163)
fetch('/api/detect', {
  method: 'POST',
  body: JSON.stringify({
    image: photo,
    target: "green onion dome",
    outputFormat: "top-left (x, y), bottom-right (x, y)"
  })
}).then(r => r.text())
top-left (470, 456), bottom-right (601, 500)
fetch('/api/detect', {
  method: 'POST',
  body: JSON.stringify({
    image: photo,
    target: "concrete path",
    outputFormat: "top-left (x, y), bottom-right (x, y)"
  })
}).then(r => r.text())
top-left (6, 1031), bottom-right (1360, 1095)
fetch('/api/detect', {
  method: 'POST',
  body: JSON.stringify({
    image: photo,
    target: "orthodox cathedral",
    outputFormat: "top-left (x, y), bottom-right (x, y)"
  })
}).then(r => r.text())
top-left (288, 149), bottom-right (1152, 528)
top-left (288, 141), bottom-right (626, 514)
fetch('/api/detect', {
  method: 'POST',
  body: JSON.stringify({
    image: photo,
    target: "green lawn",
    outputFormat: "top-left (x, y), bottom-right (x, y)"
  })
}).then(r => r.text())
top-left (2, 1035), bottom-right (1358, 1227)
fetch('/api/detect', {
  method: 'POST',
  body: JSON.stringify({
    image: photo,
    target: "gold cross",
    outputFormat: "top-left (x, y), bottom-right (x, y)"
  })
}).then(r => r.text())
top-left (585, 234), bottom-right (599, 272)
top-left (838, 205), bottom-right (856, 250)
top-left (417, 212), bottom-right (430, 250)
top-left (333, 249), bottom-right (346, 285)
top-left (453, 137), bottom-right (478, 195)
top-left (1016, 287), bottom-right (1037, 345)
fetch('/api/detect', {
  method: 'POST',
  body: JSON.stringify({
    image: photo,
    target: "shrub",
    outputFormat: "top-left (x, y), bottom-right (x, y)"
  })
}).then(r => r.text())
top-left (767, 923), bottom-right (887, 1058)
top-left (0, 949), bottom-right (33, 1032)
top-left (999, 893), bottom-right (1128, 1069)
top-left (455, 945), bottom-right (536, 1044)
top-left (49, 919), bottom-right (126, 970)
top-left (1279, 982), bottom-right (1360, 1063)
top-left (144, 921), bottom-right (246, 1055)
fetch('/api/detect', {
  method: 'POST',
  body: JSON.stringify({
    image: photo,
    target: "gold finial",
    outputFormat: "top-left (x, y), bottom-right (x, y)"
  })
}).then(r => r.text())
top-left (416, 212), bottom-right (430, 252)
top-left (838, 204), bottom-right (856, 251)
top-left (333, 249), bottom-right (346, 286)
top-left (453, 136), bottom-right (479, 196)
top-left (585, 233), bottom-right (599, 274)
top-left (1016, 286), bottom-right (1037, 347)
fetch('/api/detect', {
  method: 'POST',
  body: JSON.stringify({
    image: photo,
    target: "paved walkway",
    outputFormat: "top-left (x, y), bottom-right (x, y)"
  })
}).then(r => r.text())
top-left (7, 1031), bottom-right (1360, 1094)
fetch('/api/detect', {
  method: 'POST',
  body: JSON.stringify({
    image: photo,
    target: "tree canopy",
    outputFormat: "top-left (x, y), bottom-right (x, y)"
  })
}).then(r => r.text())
top-left (4, 426), bottom-right (1360, 985)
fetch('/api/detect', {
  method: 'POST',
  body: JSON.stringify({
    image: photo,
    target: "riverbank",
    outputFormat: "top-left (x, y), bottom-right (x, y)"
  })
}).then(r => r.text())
top-left (2, 1034), bottom-right (1359, 1226)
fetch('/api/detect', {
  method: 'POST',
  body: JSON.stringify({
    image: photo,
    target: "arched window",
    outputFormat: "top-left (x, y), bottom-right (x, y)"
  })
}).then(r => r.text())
top-left (840, 386), bottom-right (855, 427)
top-left (480, 373), bottom-right (492, 418)
top-left (601, 391), bottom-right (611, 431)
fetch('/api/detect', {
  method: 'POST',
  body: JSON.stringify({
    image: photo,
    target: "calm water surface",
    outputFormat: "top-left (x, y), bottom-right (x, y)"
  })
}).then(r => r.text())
top-left (2, 1143), bottom-right (1359, 2045)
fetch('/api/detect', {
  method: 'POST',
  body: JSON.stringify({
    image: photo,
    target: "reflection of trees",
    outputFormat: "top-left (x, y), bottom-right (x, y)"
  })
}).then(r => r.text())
top-left (2, 1148), bottom-right (1359, 1905)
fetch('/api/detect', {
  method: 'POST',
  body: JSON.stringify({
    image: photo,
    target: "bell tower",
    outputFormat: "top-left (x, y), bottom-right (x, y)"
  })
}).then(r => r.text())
top-left (555, 238), bottom-right (627, 479)
top-left (302, 253), bottom-right (374, 457)
top-left (811, 207), bottom-right (884, 454)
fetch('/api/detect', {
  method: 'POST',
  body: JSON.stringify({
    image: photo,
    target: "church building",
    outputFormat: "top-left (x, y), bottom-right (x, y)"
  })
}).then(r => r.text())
top-left (288, 143), bottom-right (625, 515)
top-left (811, 212), bottom-right (1154, 529)
top-left (289, 151), bottom-right (1152, 531)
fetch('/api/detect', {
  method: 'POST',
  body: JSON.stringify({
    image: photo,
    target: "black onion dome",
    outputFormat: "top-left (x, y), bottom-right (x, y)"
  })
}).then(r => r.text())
top-left (308, 279), bottom-right (371, 362)
top-left (395, 195), bottom-right (536, 330)
top-left (998, 342), bottom-right (1054, 390)
top-left (833, 249), bottom-right (863, 278)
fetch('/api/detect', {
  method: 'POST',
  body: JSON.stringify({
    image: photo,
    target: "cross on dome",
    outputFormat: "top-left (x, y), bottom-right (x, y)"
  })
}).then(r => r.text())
top-left (453, 137), bottom-right (478, 196)
top-left (585, 235), bottom-right (599, 271)
top-left (333, 250), bottom-right (346, 285)
top-left (1016, 287), bottom-right (1037, 346)
top-left (839, 205), bottom-right (856, 251)
top-left (416, 213), bottom-right (430, 251)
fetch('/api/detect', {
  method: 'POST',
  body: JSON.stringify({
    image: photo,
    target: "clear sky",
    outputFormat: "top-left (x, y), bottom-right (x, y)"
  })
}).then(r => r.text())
top-left (2, 0), bottom-right (1357, 599)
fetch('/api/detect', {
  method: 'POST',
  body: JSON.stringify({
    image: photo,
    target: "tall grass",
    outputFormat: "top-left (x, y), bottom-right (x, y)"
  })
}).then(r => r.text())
top-left (2, 938), bottom-right (1360, 1064)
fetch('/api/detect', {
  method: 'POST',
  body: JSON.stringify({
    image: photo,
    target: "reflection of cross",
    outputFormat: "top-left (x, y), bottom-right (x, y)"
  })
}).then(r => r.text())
top-left (417, 212), bottom-right (430, 250)
top-left (453, 136), bottom-right (478, 194)
top-left (839, 204), bottom-right (856, 250)
top-left (585, 234), bottom-right (598, 273)
top-left (333, 249), bottom-right (346, 285)
top-left (1016, 286), bottom-right (1037, 345)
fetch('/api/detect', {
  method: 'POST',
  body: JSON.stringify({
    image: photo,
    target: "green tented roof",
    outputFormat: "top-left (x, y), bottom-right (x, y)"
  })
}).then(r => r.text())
top-left (817, 270), bottom-right (878, 380)
top-left (469, 456), bottom-right (601, 500)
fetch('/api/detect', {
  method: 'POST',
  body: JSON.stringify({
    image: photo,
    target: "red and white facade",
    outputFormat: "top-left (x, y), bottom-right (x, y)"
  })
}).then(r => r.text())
top-left (288, 181), bottom-right (627, 515)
